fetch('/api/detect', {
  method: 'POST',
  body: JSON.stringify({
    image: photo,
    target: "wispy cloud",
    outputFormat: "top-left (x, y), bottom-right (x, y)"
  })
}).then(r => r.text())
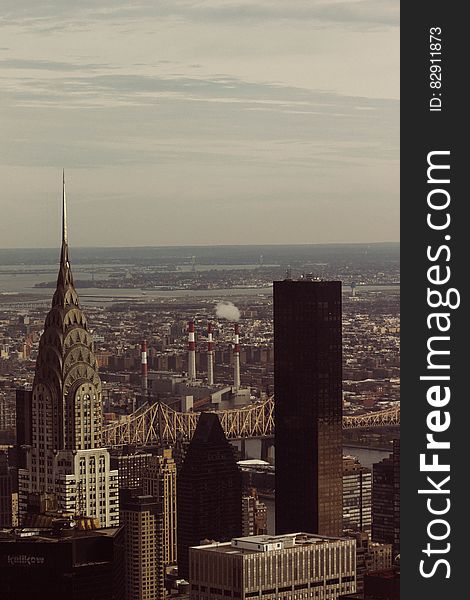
top-left (1, 1), bottom-right (399, 29)
top-left (0, 58), bottom-right (118, 71)
top-left (0, 0), bottom-right (399, 247)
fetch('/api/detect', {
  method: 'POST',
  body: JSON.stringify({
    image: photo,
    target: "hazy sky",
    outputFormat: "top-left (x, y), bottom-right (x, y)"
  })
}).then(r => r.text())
top-left (0, 0), bottom-right (399, 248)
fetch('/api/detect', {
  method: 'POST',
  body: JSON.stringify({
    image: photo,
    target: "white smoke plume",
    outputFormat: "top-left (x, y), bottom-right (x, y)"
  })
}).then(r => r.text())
top-left (215, 301), bottom-right (241, 322)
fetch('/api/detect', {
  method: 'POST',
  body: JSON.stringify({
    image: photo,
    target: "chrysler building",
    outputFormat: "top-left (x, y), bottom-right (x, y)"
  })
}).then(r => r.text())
top-left (18, 174), bottom-right (119, 526)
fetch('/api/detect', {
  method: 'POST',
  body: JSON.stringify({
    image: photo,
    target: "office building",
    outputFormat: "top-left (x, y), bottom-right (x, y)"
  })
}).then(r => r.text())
top-left (0, 523), bottom-right (124, 600)
top-left (110, 447), bottom-right (153, 491)
top-left (343, 530), bottom-right (392, 595)
top-left (143, 447), bottom-right (178, 566)
top-left (372, 440), bottom-right (400, 553)
top-left (0, 453), bottom-right (17, 527)
top-left (15, 389), bottom-right (32, 470)
top-left (177, 412), bottom-right (242, 579)
top-left (392, 439), bottom-right (400, 553)
top-left (241, 488), bottom-right (268, 537)
top-left (120, 491), bottom-right (165, 600)
top-left (189, 533), bottom-right (356, 600)
top-left (274, 279), bottom-right (343, 536)
top-left (17, 177), bottom-right (119, 527)
top-left (0, 395), bottom-right (15, 443)
top-left (343, 456), bottom-right (372, 533)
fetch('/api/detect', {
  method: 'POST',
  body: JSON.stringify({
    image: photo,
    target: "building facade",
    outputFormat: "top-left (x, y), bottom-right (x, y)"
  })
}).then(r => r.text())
top-left (177, 412), bottom-right (242, 579)
top-left (274, 279), bottom-right (343, 537)
top-left (142, 447), bottom-right (178, 566)
top-left (343, 531), bottom-right (392, 595)
top-left (343, 456), bottom-right (372, 533)
top-left (0, 524), bottom-right (124, 600)
top-left (241, 488), bottom-right (268, 537)
top-left (372, 440), bottom-right (400, 553)
top-left (17, 178), bottom-right (119, 527)
top-left (110, 447), bottom-right (153, 491)
top-left (120, 492), bottom-right (165, 600)
top-left (189, 533), bottom-right (356, 600)
top-left (0, 453), bottom-right (16, 527)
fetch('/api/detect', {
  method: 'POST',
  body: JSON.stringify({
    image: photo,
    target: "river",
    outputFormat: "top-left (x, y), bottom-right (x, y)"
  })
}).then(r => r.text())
top-left (0, 263), bottom-right (399, 308)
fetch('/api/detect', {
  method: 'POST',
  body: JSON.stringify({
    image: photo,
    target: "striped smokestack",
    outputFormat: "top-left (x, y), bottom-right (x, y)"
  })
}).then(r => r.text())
top-left (207, 322), bottom-right (214, 385)
top-left (141, 340), bottom-right (148, 395)
top-left (188, 321), bottom-right (197, 381)
top-left (233, 323), bottom-right (241, 390)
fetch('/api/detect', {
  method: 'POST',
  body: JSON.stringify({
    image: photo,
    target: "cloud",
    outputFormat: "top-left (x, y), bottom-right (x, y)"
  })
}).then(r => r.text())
top-left (0, 58), bottom-right (115, 71)
top-left (0, 0), bottom-right (399, 247)
top-left (0, 1), bottom-right (399, 30)
top-left (0, 67), bottom-right (398, 169)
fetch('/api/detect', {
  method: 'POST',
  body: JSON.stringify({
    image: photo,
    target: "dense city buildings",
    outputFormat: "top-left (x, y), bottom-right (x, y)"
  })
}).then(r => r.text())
top-left (143, 448), bottom-right (178, 567)
top-left (274, 279), bottom-right (343, 537)
top-left (343, 531), bottom-right (392, 595)
top-left (189, 533), bottom-right (357, 600)
top-left (372, 440), bottom-right (400, 554)
top-left (17, 183), bottom-right (119, 527)
top-left (0, 238), bottom-right (400, 598)
top-left (177, 412), bottom-right (242, 580)
top-left (0, 523), bottom-right (125, 600)
top-left (120, 491), bottom-right (165, 600)
top-left (343, 456), bottom-right (372, 534)
top-left (0, 257), bottom-right (399, 449)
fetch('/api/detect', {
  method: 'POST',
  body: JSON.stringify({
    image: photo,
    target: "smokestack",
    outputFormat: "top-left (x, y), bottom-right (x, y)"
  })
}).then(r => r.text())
top-left (233, 323), bottom-right (241, 390)
top-left (141, 340), bottom-right (148, 397)
top-left (188, 321), bottom-right (197, 381)
top-left (207, 322), bottom-right (214, 385)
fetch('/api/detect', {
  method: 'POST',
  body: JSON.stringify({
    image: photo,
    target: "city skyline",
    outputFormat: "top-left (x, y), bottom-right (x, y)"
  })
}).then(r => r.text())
top-left (1, 184), bottom-right (400, 599)
top-left (1, 1), bottom-right (399, 248)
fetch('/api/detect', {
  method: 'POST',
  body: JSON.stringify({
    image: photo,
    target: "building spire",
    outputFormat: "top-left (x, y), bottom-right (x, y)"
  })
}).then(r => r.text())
top-left (53, 170), bottom-right (77, 307)
top-left (60, 169), bottom-right (69, 267)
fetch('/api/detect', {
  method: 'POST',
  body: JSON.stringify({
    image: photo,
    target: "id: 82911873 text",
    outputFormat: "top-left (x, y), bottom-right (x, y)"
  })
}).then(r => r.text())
top-left (429, 27), bottom-right (443, 112)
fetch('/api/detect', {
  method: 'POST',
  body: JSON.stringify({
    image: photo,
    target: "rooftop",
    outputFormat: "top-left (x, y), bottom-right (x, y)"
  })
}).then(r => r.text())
top-left (193, 533), bottom-right (354, 555)
top-left (0, 526), bottom-right (121, 544)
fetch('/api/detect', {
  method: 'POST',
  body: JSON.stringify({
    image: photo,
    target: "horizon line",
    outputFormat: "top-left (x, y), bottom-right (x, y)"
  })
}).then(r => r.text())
top-left (0, 240), bottom-right (400, 252)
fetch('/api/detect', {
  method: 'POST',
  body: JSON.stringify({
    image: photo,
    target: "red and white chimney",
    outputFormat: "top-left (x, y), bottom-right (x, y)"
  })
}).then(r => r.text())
top-left (233, 323), bottom-right (241, 390)
top-left (188, 321), bottom-right (197, 381)
top-left (141, 340), bottom-right (148, 395)
top-left (207, 322), bottom-right (214, 385)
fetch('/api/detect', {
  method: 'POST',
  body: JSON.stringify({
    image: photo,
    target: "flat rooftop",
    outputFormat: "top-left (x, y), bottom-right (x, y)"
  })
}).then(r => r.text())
top-left (0, 526), bottom-right (120, 543)
top-left (193, 533), bottom-right (353, 555)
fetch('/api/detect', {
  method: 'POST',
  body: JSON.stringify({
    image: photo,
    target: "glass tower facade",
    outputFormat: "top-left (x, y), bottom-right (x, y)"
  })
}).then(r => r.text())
top-left (177, 412), bottom-right (242, 579)
top-left (274, 279), bottom-right (343, 536)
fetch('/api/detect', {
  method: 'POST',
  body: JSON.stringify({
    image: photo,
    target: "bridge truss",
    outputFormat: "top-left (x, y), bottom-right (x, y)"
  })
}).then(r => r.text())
top-left (102, 397), bottom-right (400, 448)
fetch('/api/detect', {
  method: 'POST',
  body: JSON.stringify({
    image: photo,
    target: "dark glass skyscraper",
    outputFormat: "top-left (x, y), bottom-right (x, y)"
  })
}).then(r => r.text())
top-left (0, 525), bottom-right (125, 600)
top-left (372, 439), bottom-right (400, 554)
top-left (274, 279), bottom-right (343, 536)
top-left (177, 412), bottom-right (242, 579)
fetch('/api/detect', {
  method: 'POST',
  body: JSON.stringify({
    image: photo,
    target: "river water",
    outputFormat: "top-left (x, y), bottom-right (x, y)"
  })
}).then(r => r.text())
top-left (0, 264), bottom-right (399, 307)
